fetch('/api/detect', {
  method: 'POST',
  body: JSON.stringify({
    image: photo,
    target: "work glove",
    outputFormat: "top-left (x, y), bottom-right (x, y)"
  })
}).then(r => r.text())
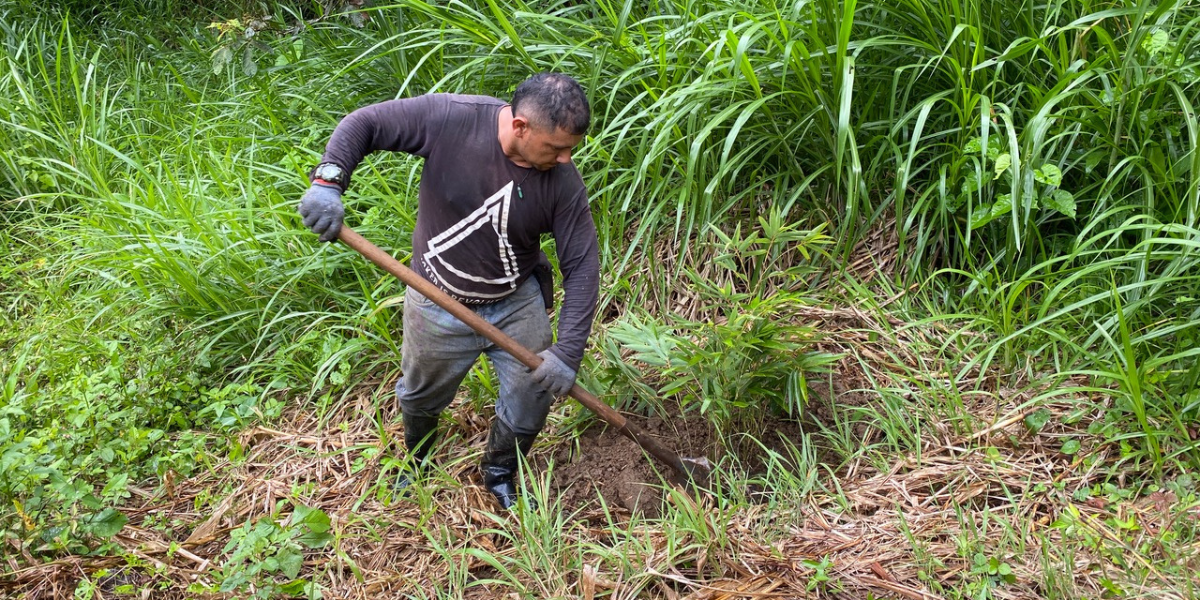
top-left (297, 182), bottom-right (344, 242)
top-left (530, 348), bottom-right (576, 397)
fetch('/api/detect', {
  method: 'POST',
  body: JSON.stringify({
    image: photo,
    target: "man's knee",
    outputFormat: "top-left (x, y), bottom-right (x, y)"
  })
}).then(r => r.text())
top-left (498, 413), bottom-right (546, 437)
top-left (396, 376), bottom-right (454, 418)
top-left (497, 389), bottom-right (553, 436)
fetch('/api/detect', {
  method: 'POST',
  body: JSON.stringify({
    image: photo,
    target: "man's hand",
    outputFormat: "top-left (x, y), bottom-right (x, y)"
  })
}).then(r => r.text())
top-left (531, 348), bottom-right (576, 397)
top-left (298, 182), bottom-right (345, 242)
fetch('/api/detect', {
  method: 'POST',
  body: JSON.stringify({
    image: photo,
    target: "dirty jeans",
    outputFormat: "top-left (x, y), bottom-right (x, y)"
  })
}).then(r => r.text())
top-left (395, 277), bottom-right (554, 436)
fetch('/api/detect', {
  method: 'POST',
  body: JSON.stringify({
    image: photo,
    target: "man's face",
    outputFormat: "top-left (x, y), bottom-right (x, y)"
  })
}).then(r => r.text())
top-left (514, 119), bottom-right (585, 171)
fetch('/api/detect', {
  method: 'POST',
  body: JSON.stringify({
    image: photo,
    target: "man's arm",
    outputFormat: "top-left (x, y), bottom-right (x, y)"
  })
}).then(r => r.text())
top-left (546, 188), bottom-right (600, 372)
top-left (299, 95), bottom-right (448, 242)
top-left (317, 95), bottom-right (447, 192)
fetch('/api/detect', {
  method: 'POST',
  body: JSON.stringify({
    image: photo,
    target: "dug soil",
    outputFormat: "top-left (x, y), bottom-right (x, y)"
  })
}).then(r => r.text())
top-left (543, 407), bottom-right (809, 517)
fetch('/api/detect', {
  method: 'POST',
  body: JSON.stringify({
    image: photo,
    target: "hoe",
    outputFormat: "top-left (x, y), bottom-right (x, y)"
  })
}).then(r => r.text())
top-left (338, 226), bottom-right (713, 489)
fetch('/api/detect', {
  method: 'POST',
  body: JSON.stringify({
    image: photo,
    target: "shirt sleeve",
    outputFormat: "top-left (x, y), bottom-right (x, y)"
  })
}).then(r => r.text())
top-left (317, 95), bottom-right (449, 191)
top-left (546, 188), bottom-right (600, 372)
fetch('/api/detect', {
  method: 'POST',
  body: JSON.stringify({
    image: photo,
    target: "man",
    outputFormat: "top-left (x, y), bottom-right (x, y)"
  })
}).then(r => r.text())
top-left (297, 73), bottom-right (599, 510)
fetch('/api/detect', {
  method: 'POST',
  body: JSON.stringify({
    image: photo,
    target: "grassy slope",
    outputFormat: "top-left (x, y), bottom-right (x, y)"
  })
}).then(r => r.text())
top-left (1, 1), bottom-right (1198, 598)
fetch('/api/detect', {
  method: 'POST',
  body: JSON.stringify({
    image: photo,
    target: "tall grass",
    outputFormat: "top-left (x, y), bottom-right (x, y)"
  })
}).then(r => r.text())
top-left (318, 1), bottom-right (1198, 265)
top-left (0, 6), bottom-right (421, 544)
top-left (2, 2), bottom-right (1198, 596)
top-left (1, 0), bottom-right (1196, 463)
top-left (1, 8), bottom-right (411, 385)
top-left (322, 0), bottom-right (1200, 461)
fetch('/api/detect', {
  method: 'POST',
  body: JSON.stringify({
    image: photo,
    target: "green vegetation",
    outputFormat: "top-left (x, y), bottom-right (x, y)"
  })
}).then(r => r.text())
top-left (2, 0), bottom-right (1197, 598)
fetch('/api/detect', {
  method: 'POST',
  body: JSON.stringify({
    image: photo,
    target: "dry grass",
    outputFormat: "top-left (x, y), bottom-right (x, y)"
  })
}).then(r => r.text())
top-left (3, 230), bottom-right (1195, 599)
top-left (6, 222), bottom-right (1198, 599)
top-left (5, 341), bottom-right (1197, 600)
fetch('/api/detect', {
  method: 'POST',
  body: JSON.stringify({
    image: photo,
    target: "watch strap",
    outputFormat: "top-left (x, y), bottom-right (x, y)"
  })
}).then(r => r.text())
top-left (309, 162), bottom-right (348, 192)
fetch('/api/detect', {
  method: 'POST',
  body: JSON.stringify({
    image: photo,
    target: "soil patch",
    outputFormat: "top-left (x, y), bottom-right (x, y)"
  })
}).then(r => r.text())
top-left (545, 406), bottom-right (812, 516)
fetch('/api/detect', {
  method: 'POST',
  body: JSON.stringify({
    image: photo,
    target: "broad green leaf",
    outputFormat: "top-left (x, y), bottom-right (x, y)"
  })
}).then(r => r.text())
top-left (220, 574), bottom-right (248, 593)
top-left (242, 47), bottom-right (258, 77)
top-left (277, 548), bottom-right (304, 579)
top-left (964, 137), bottom-right (982, 153)
top-left (993, 153), bottom-right (1011, 180)
top-left (1062, 439), bottom-right (1081, 455)
top-left (297, 530), bottom-right (334, 549)
top-left (1142, 29), bottom-right (1169, 57)
top-left (1024, 408), bottom-right (1051, 432)
top-left (291, 505), bottom-right (331, 533)
top-left (90, 508), bottom-right (128, 538)
top-left (986, 137), bottom-right (1004, 159)
top-left (1045, 189), bottom-right (1077, 218)
top-left (62, 479), bottom-right (91, 502)
top-left (970, 203), bottom-right (995, 229)
top-left (280, 580), bottom-right (310, 595)
top-left (101, 472), bottom-right (128, 498)
top-left (1034, 164), bottom-right (1062, 186)
top-left (213, 46), bottom-right (233, 75)
top-left (303, 509), bottom-right (331, 533)
top-left (991, 194), bottom-right (1013, 218)
top-left (961, 169), bottom-right (981, 194)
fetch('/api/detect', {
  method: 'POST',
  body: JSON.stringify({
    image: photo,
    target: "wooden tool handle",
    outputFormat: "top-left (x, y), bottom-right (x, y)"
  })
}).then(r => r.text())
top-left (337, 226), bottom-right (690, 476)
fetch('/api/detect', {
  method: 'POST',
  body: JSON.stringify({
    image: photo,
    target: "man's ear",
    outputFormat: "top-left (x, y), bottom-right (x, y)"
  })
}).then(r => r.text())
top-left (511, 114), bottom-right (531, 138)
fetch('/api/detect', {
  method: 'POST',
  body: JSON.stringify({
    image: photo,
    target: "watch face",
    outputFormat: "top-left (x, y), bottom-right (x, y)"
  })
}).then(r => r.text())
top-left (316, 163), bottom-right (344, 182)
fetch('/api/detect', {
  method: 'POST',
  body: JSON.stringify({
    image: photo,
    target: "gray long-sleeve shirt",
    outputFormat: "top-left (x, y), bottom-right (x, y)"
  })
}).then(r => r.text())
top-left (319, 93), bottom-right (600, 370)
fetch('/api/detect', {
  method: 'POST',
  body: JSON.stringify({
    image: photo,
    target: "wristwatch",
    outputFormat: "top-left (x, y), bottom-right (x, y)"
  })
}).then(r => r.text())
top-left (311, 162), bottom-right (346, 187)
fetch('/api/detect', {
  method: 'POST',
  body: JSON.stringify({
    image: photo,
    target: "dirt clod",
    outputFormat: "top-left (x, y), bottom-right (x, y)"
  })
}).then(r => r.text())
top-left (549, 410), bottom-right (721, 516)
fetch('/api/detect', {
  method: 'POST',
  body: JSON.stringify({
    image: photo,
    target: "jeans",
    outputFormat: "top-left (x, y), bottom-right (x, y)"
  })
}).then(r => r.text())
top-left (395, 277), bottom-right (554, 436)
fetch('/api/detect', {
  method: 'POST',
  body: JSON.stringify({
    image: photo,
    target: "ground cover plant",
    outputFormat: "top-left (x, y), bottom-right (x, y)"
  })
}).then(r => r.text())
top-left (2, 0), bottom-right (1198, 598)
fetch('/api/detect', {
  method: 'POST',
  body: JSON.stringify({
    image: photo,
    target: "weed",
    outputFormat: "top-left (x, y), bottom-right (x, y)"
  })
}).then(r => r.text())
top-left (207, 503), bottom-right (333, 599)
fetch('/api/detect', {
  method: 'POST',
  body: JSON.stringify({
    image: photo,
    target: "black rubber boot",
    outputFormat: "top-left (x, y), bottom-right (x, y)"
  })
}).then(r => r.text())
top-left (480, 418), bottom-right (538, 510)
top-left (394, 413), bottom-right (440, 493)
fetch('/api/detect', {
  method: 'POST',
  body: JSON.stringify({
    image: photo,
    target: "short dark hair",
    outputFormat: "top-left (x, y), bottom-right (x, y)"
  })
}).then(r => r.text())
top-left (511, 72), bottom-right (590, 136)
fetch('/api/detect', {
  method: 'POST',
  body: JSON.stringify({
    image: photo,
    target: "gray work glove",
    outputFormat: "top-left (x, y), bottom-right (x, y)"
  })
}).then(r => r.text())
top-left (298, 182), bottom-right (344, 242)
top-left (531, 348), bottom-right (576, 397)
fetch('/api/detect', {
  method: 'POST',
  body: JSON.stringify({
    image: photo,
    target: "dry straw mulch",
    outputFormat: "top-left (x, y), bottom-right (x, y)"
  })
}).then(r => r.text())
top-left (5, 351), bottom-right (1196, 599)
top-left (4, 252), bottom-right (1197, 599)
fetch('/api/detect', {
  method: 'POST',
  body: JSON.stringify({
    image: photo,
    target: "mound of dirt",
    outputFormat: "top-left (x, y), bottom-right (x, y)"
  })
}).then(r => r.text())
top-left (545, 408), bottom-right (811, 516)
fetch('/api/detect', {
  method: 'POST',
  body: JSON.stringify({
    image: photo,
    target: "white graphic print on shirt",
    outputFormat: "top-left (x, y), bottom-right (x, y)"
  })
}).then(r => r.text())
top-left (423, 181), bottom-right (519, 300)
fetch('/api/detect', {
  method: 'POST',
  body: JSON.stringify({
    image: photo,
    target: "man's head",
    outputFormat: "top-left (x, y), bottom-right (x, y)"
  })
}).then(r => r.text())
top-left (509, 73), bottom-right (590, 171)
